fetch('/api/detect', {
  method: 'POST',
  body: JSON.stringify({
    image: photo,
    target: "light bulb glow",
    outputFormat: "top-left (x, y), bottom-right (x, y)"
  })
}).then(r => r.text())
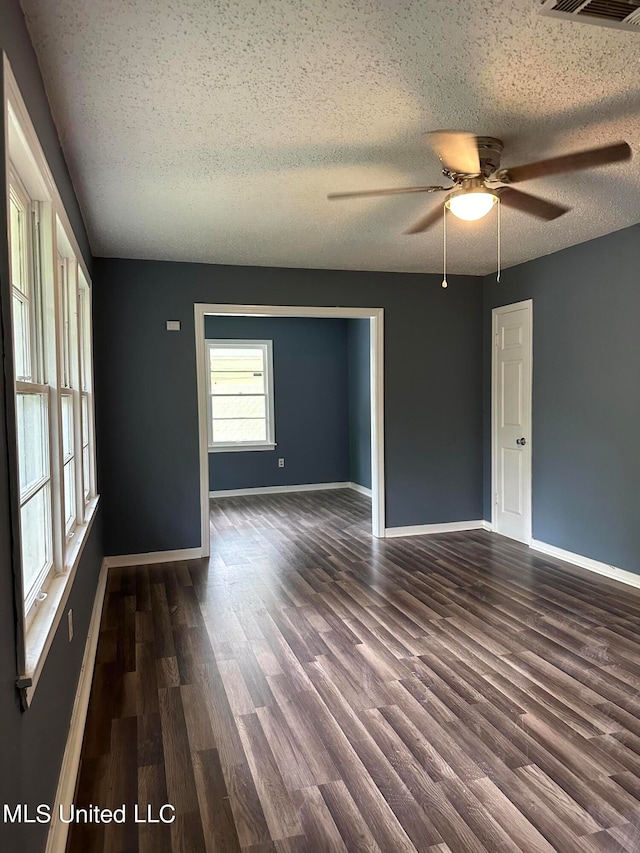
top-left (445, 190), bottom-right (497, 221)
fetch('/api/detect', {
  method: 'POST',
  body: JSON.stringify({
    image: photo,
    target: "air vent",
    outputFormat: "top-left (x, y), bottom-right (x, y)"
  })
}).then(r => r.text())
top-left (539, 0), bottom-right (640, 30)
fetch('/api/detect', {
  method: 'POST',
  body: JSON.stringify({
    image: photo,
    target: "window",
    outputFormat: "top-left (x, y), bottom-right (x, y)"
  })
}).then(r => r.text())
top-left (10, 174), bottom-right (54, 614)
top-left (9, 194), bottom-right (98, 621)
top-left (5, 61), bottom-right (99, 697)
top-left (206, 339), bottom-right (275, 451)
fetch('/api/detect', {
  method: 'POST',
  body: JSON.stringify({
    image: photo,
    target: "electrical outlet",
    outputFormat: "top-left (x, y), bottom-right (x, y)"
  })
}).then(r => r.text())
top-left (67, 609), bottom-right (73, 642)
top-left (278, 458), bottom-right (285, 468)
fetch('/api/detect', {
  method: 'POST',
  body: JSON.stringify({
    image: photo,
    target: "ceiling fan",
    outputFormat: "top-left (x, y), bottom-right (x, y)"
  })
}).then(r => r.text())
top-left (328, 132), bottom-right (632, 234)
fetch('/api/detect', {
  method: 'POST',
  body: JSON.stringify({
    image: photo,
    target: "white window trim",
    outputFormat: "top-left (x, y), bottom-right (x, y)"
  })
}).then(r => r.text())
top-left (4, 55), bottom-right (100, 708)
top-left (206, 338), bottom-right (276, 452)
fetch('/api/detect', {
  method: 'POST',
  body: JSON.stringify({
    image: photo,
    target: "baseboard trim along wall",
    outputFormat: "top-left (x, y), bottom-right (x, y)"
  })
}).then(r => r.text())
top-left (530, 538), bottom-right (640, 590)
top-left (348, 481), bottom-right (373, 497)
top-left (45, 560), bottom-right (108, 853)
top-left (385, 520), bottom-right (486, 538)
top-left (209, 481), bottom-right (370, 498)
top-left (104, 547), bottom-right (204, 568)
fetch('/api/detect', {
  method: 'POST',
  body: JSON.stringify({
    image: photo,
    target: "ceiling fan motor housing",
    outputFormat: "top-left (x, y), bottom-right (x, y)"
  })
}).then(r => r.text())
top-left (475, 137), bottom-right (504, 178)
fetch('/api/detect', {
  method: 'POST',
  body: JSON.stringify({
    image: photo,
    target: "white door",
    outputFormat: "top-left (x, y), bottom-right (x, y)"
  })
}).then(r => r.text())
top-left (492, 300), bottom-right (532, 543)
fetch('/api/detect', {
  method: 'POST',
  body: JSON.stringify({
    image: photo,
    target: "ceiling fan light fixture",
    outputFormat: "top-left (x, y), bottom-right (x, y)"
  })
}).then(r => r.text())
top-left (445, 188), bottom-right (498, 221)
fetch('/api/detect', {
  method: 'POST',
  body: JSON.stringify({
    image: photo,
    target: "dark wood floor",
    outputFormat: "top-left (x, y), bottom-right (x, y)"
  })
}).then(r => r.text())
top-left (69, 489), bottom-right (640, 852)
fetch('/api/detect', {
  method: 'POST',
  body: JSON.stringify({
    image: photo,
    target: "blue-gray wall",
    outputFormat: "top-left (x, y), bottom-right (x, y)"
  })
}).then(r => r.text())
top-left (206, 316), bottom-right (350, 490)
top-left (483, 223), bottom-right (640, 575)
top-left (0, 5), bottom-right (101, 852)
top-left (94, 259), bottom-right (484, 555)
top-left (347, 319), bottom-right (371, 489)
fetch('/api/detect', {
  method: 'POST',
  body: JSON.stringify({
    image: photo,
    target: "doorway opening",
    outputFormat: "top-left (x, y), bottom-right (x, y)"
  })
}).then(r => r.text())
top-left (194, 304), bottom-right (385, 557)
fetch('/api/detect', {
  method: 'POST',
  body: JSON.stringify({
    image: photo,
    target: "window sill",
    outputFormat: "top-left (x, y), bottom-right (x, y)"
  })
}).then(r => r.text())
top-left (17, 495), bottom-right (100, 709)
top-left (209, 443), bottom-right (276, 453)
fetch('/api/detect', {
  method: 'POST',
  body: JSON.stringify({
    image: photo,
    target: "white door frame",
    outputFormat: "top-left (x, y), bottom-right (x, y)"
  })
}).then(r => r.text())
top-left (194, 303), bottom-right (385, 557)
top-left (491, 299), bottom-right (533, 542)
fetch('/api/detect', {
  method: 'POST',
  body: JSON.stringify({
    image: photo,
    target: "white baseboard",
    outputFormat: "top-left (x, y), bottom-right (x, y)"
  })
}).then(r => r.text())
top-left (385, 520), bottom-right (486, 538)
top-left (481, 520), bottom-right (494, 531)
top-left (348, 481), bottom-right (372, 497)
top-left (45, 559), bottom-right (108, 853)
top-left (104, 547), bottom-right (203, 568)
top-left (209, 482), bottom-right (354, 498)
top-left (530, 538), bottom-right (640, 590)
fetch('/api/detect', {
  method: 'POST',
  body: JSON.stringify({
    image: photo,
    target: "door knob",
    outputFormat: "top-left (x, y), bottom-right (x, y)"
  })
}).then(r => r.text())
top-left (516, 437), bottom-right (527, 446)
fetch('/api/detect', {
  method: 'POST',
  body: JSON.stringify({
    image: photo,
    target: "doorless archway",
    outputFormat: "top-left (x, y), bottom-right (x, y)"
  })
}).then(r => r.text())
top-left (194, 303), bottom-right (385, 557)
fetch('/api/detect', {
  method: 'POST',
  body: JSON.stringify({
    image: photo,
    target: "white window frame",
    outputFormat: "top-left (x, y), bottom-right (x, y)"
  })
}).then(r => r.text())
top-left (4, 56), bottom-right (99, 707)
top-left (206, 339), bottom-right (276, 452)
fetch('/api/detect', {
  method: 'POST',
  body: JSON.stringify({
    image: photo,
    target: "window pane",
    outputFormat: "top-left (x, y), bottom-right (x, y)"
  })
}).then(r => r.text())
top-left (21, 485), bottom-right (51, 600)
top-left (59, 258), bottom-right (78, 388)
top-left (64, 458), bottom-right (75, 532)
top-left (10, 193), bottom-right (27, 295)
top-left (67, 266), bottom-right (78, 384)
top-left (61, 261), bottom-right (70, 386)
top-left (61, 394), bottom-right (74, 459)
top-left (83, 445), bottom-right (90, 500)
top-left (212, 418), bottom-right (267, 444)
top-left (212, 395), bottom-right (266, 420)
top-left (79, 290), bottom-right (87, 390)
top-left (81, 394), bottom-right (89, 446)
top-left (12, 293), bottom-right (31, 379)
top-left (31, 212), bottom-right (46, 385)
top-left (210, 347), bottom-right (266, 395)
top-left (210, 371), bottom-right (265, 394)
top-left (210, 347), bottom-right (264, 371)
top-left (16, 392), bottom-right (48, 496)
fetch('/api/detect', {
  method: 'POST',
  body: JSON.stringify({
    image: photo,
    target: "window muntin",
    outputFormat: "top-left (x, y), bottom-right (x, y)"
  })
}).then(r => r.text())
top-left (207, 340), bottom-right (275, 449)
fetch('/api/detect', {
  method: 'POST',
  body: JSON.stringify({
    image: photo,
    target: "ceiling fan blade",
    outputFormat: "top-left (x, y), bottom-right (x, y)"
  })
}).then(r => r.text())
top-left (404, 202), bottom-right (444, 234)
top-left (497, 187), bottom-right (570, 220)
top-left (427, 130), bottom-right (480, 175)
top-left (503, 141), bottom-right (631, 184)
top-left (327, 185), bottom-right (449, 200)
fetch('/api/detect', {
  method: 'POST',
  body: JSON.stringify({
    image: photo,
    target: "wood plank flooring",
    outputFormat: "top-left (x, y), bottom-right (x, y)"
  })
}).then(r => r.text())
top-left (68, 490), bottom-right (640, 852)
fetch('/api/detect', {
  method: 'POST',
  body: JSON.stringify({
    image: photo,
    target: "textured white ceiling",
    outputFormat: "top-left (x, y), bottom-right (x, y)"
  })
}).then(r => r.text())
top-left (20, 0), bottom-right (640, 275)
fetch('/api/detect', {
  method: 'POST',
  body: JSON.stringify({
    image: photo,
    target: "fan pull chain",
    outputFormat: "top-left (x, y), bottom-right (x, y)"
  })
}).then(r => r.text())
top-left (441, 204), bottom-right (448, 288)
top-left (496, 197), bottom-right (501, 282)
